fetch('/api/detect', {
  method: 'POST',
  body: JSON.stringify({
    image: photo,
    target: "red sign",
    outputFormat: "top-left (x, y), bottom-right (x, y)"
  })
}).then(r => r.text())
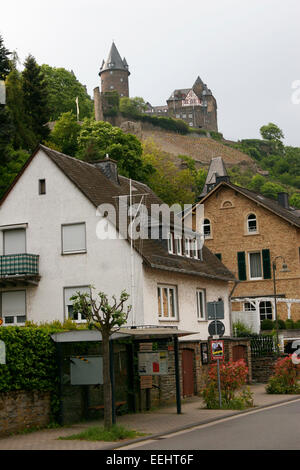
top-left (211, 340), bottom-right (224, 360)
top-left (152, 362), bottom-right (160, 373)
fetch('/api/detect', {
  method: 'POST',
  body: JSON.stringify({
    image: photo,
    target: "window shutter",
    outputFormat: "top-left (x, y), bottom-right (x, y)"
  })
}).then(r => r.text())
top-left (62, 223), bottom-right (86, 253)
top-left (237, 251), bottom-right (247, 281)
top-left (262, 249), bottom-right (271, 279)
top-left (4, 229), bottom-right (26, 255)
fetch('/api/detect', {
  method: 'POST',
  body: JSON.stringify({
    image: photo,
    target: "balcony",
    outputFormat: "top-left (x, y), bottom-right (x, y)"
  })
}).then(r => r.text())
top-left (0, 254), bottom-right (40, 286)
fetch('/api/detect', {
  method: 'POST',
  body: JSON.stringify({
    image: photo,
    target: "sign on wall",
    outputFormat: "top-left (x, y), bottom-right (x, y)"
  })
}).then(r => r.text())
top-left (70, 356), bottom-right (103, 385)
top-left (0, 340), bottom-right (6, 365)
top-left (138, 351), bottom-right (168, 376)
top-left (211, 340), bottom-right (224, 360)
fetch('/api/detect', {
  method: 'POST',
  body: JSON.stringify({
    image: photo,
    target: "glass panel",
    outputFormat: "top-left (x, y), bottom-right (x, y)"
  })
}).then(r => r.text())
top-left (17, 315), bottom-right (26, 324)
top-left (244, 302), bottom-right (256, 311)
top-left (169, 288), bottom-right (176, 318)
top-left (259, 301), bottom-right (272, 320)
top-left (64, 286), bottom-right (89, 321)
top-left (4, 229), bottom-right (26, 255)
top-left (249, 252), bottom-right (262, 278)
top-left (4, 316), bottom-right (14, 324)
top-left (158, 287), bottom-right (162, 317)
top-left (162, 288), bottom-right (168, 317)
top-left (62, 224), bottom-right (86, 253)
top-left (248, 215), bottom-right (257, 232)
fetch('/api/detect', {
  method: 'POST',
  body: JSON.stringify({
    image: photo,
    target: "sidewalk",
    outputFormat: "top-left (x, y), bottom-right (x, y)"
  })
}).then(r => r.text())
top-left (0, 384), bottom-right (300, 450)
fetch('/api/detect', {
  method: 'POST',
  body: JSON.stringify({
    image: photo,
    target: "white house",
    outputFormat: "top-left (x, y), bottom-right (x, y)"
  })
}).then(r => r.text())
top-left (0, 145), bottom-right (235, 343)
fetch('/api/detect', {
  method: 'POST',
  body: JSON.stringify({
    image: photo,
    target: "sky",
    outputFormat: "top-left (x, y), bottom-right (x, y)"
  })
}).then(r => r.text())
top-left (2, 0), bottom-right (300, 146)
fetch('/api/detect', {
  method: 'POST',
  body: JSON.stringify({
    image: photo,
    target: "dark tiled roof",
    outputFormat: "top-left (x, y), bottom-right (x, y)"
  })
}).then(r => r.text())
top-left (100, 42), bottom-right (128, 73)
top-left (201, 181), bottom-right (300, 228)
top-left (40, 145), bottom-right (235, 282)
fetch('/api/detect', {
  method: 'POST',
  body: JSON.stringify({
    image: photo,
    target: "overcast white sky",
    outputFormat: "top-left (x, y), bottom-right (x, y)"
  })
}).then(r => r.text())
top-left (2, 0), bottom-right (300, 146)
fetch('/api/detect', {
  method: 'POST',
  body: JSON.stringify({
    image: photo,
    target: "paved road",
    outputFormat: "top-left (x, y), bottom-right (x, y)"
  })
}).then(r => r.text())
top-left (119, 399), bottom-right (300, 450)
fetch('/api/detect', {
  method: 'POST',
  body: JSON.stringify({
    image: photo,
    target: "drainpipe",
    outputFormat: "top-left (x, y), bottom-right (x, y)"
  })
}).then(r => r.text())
top-left (228, 280), bottom-right (240, 337)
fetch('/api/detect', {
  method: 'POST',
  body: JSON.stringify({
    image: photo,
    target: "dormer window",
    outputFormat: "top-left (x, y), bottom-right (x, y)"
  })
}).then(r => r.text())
top-left (185, 238), bottom-right (191, 257)
top-left (175, 237), bottom-right (182, 256)
top-left (168, 232), bottom-right (174, 254)
top-left (247, 214), bottom-right (257, 233)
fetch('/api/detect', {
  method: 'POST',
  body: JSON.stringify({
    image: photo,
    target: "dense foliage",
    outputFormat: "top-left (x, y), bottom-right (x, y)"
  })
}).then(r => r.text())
top-left (201, 359), bottom-right (253, 409)
top-left (266, 355), bottom-right (300, 394)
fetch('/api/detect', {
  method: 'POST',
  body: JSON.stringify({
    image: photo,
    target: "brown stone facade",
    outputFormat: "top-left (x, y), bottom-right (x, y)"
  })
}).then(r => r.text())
top-left (167, 96), bottom-right (218, 132)
top-left (0, 390), bottom-right (51, 437)
top-left (100, 69), bottom-right (129, 97)
top-left (197, 184), bottom-right (300, 322)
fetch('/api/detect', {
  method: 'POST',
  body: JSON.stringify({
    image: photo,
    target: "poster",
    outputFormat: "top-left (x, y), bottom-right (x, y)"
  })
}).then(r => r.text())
top-left (138, 351), bottom-right (168, 376)
top-left (211, 340), bottom-right (224, 360)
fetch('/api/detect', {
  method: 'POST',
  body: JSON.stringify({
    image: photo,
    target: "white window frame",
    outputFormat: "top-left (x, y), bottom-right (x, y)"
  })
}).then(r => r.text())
top-left (175, 236), bottom-right (182, 256)
top-left (196, 289), bottom-right (206, 321)
top-left (1, 290), bottom-right (26, 326)
top-left (61, 222), bottom-right (86, 255)
top-left (167, 232), bottom-right (174, 254)
top-left (247, 213), bottom-right (258, 234)
top-left (259, 301), bottom-right (273, 321)
top-left (157, 284), bottom-right (178, 321)
top-left (185, 238), bottom-right (191, 257)
top-left (248, 251), bottom-right (263, 280)
top-left (64, 286), bottom-right (90, 323)
top-left (202, 219), bottom-right (211, 239)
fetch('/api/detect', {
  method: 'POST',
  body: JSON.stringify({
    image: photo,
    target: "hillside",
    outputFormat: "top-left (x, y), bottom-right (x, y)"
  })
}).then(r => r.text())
top-left (136, 128), bottom-right (256, 170)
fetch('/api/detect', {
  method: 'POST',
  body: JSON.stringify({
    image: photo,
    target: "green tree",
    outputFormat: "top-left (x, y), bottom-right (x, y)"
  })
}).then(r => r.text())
top-left (41, 65), bottom-right (93, 121)
top-left (248, 174), bottom-right (266, 193)
top-left (260, 123), bottom-right (284, 142)
top-left (22, 55), bottom-right (50, 142)
top-left (0, 147), bottom-right (30, 197)
top-left (71, 289), bottom-right (131, 430)
top-left (0, 34), bottom-right (11, 80)
top-left (289, 193), bottom-right (300, 209)
top-left (77, 118), bottom-right (154, 183)
top-left (119, 96), bottom-right (147, 116)
top-left (260, 181), bottom-right (286, 200)
top-left (50, 112), bottom-right (81, 156)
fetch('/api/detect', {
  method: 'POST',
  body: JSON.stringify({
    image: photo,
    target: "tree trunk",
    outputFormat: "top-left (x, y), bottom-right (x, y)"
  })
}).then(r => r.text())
top-left (102, 330), bottom-right (112, 429)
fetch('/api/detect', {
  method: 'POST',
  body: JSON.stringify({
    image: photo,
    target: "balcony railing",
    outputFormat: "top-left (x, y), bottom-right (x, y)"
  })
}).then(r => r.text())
top-left (0, 254), bottom-right (39, 277)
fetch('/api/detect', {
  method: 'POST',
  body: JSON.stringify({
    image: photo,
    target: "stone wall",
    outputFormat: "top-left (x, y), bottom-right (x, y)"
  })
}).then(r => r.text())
top-left (0, 391), bottom-right (51, 437)
top-left (251, 355), bottom-right (277, 383)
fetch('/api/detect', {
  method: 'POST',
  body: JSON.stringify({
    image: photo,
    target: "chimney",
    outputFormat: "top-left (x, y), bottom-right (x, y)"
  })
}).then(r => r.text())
top-left (277, 192), bottom-right (289, 209)
top-left (92, 154), bottom-right (119, 185)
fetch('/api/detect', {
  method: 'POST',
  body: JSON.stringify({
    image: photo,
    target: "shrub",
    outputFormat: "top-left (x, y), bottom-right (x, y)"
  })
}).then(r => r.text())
top-left (266, 355), bottom-right (300, 394)
top-left (201, 360), bottom-right (253, 409)
top-left (285, 319), bottom-right (295, 330)
top-left (233, 320), bottom-right (255, 337)
top-left (261, 319), bottom-right (274, 331)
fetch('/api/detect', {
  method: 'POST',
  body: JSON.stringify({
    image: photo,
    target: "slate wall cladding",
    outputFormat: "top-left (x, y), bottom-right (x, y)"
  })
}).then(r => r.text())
top-left (0, 390), bottom-right (51, 437)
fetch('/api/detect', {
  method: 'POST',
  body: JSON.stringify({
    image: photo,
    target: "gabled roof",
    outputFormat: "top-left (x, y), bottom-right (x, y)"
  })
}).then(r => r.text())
top-left (0, 144), bottom-right (235, 282)
top-left (200, 180), bottom-right (300, 228)
top-left (100, 42), bottom-right (129, 74)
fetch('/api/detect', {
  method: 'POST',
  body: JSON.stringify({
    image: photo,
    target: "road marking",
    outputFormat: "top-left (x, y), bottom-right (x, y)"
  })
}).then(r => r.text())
top-left (116, 398), bottom-right (300, 450)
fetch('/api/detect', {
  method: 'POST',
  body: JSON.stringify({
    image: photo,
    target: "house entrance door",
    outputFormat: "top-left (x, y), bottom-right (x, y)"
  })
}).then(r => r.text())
top-left (232, 345), bottom-right (247, 362)
top-left (182, 349), bottom-right (194, 397)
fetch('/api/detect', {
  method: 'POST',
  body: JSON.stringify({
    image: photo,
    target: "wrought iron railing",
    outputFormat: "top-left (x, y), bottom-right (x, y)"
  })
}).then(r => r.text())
top-left (0, 254), bottom-right (39, 277)
top-left (250, 335), bottom-right (276, 357)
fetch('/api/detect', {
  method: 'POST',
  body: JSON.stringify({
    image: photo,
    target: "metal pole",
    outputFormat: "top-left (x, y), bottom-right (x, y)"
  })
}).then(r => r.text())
top-left (217, 358), bottom-right (222, 408)
top-left (109, 340), bottom-right (116, 425)
top-left (173, 335), bottom-right (181, 414)
top-left (273, 262), bottom-right (279, 355)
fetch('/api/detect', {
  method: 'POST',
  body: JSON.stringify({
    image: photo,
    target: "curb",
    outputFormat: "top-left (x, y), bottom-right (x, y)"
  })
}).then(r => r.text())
top-left (102, 395), bottom-right (300, 450)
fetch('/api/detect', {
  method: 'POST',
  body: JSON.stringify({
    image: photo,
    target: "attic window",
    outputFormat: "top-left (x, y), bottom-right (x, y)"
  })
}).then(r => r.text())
top-left (39, 179), bottom-right (46, 195)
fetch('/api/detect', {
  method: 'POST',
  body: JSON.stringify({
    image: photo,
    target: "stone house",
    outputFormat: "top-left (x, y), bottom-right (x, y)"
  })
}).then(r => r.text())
top-left (186, 164), bottom-right (300, 332)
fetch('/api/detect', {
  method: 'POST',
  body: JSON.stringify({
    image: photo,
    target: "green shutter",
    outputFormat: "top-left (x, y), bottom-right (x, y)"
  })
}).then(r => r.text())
top-left (262, 249), bottom-right (271, 279)
top-left (237, 251), bottom-right (247, 281)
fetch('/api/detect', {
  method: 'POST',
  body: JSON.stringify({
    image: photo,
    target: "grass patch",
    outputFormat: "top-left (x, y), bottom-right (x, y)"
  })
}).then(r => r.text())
top-left (58, 425), bottom-right (147, 442)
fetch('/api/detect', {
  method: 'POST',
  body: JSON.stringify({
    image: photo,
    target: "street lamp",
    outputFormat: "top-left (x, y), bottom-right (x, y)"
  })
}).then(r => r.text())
top-left (272, 256), bottom-right (290, 355)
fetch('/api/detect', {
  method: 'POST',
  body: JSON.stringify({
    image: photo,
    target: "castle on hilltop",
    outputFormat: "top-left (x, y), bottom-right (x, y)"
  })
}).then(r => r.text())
top-left (94, 42), bottom-right (218, 132)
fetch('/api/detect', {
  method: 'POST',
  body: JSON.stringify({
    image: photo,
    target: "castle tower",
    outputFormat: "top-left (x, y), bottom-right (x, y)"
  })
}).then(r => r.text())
top-left (99, 42), bottom-right (130, 97)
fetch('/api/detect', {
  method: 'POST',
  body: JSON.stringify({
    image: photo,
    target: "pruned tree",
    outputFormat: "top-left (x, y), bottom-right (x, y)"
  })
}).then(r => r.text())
top-left (71, 289), bottom-right (131, 429)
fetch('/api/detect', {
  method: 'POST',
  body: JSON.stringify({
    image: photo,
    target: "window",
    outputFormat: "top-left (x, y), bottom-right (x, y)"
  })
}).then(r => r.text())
top-left (64, 286), bottom-right (90, 322)
top-left (167, 232), bottom-right (174, 254)
top-left (1, 291), bottom-right (26, 325)
top-left (248, 252), bottom-right (262, 280)
top-left (3, 229), bottom-right (26, 255)
top-left (182, 114), bottom-right (186, 118)
top-left (244, 302), bottom-right (256, 312)
top-left (189, 114), bottom-right (193, 118)
top-left (247, 214), bottom-right (257, 233)
top-left (175, 236), bottom-right (182, 256)
top-left (62, 223), bottom-right (86, 254)
top-left (120, 78), bottom-right (124, 82)
top-left (185, 238), bottom-right (191, 257)
top-left (196, 289), bottom-right (206, 320)
top-left (176, 114), bottom-right (180, 118)
top-left (110, 85), bottom-right (114, 89)
top-left (39, 179), bottom-right (46, 195)
top-left (202, 219), bottom-right (211, 238)
top-left (157, 285), bottom-right (178, 320)
top-left (259, 301), bottom-right (273, 321)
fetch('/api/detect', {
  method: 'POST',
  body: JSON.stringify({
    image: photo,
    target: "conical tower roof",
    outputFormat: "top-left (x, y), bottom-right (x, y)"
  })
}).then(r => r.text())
top-left (100, 42), bottom-right (129, 74)
top-left (200, 157), bottom-right (228, 198)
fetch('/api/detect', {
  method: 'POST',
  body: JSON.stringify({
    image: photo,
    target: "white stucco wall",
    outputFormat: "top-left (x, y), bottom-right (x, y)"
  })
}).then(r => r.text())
top-left (0, 149), bottom-right (144, 325)
top-left (142, 266), bottom-right (231, 341)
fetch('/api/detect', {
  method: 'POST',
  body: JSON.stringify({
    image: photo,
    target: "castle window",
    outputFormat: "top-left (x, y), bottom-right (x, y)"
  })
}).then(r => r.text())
top-left (176, 114), bottom-right (180, 118)
top-left (110, 71), bottom-right (113, 75)
top-left (189, 122), bottom-right (193, 127)
top-left (120, 78), bottom-right (124, 82)
top-left (247, 214), bottom-right (257, 233)
top-left (182, 114), bottom-right (186, 118)
top-left (110, 85), bottom-right (114, 89)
